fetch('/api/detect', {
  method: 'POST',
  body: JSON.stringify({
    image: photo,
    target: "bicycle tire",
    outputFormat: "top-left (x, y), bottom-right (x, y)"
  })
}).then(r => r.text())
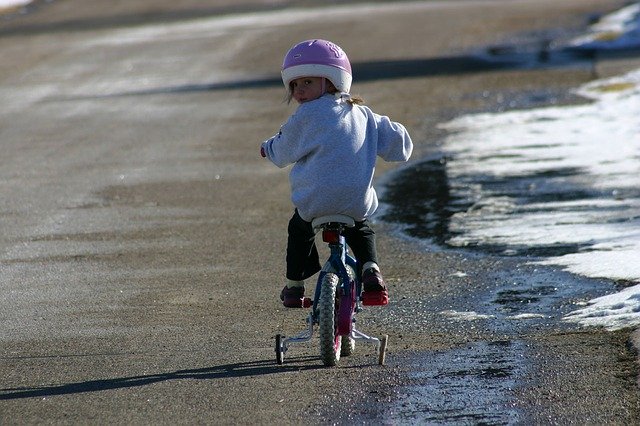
top-left (341, 336), bottom-right (355, 357)
top-left (340, 264), bottom-right (357, 357)
top-left (318, 272), bottom-right (341, 366)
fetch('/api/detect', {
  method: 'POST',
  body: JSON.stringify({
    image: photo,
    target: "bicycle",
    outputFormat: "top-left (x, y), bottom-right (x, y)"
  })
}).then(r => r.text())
top-left (274, 214), bottom-right (388, 367)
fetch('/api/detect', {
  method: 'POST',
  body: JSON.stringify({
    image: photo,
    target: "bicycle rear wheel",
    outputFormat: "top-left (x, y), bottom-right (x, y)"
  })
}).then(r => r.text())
top-left (318, 272), bottom-right (341, 366)
top-left (340, 263), bottom-right (357, 357)
top-left (341, 335), bottom-right (355, 357)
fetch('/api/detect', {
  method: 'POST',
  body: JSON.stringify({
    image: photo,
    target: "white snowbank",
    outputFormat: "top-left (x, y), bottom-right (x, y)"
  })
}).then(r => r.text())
top-left (439, 3), bottom-right (640, 330)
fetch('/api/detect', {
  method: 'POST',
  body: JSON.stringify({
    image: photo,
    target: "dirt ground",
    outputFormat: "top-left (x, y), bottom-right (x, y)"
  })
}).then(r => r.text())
top-left (1, 0), bottom-right (638, 423)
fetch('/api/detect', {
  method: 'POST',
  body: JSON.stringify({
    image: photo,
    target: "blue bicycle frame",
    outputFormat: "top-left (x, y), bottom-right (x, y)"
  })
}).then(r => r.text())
top-left (312, 233), bottom-right (360, 318)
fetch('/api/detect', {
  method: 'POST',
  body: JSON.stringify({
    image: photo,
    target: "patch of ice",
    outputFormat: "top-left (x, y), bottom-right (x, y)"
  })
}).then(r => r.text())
top-left (441, 310), bottom-right (494, 321)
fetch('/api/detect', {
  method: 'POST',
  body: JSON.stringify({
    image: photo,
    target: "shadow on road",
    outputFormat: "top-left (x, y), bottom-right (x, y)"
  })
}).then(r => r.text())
top-left (0, 356), bottom-right (322, 400)
top-left (55, 55), bottom-right (523, 101)
top-left (55, 48), bottom-right (596, 101)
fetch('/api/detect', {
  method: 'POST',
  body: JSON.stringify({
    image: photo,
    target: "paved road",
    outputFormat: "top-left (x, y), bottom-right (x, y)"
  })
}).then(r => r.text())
top-left (1, 0), bottom-right (638, 423)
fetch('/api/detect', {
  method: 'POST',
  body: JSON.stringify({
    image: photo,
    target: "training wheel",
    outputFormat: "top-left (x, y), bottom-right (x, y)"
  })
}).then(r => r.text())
top-left (275, 334), bottom-right (285, 365)
top-left (378, 335), bottom-right (388, 366)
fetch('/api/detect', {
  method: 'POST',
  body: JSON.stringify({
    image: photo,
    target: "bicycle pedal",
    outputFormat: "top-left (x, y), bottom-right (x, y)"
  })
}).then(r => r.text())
top-left (283, 297), bottom-right (312, 308)
top-left (361, 291), bottom-right (389, 306)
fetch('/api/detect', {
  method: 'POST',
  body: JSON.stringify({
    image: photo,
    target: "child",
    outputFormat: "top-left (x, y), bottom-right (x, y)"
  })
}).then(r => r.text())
top-left (260, 39), bottom-right (413, 308)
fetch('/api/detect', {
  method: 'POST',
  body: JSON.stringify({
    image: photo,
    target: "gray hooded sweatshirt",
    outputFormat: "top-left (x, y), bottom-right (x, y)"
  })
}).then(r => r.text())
top-left (261, 94), bottom-right (413, 222)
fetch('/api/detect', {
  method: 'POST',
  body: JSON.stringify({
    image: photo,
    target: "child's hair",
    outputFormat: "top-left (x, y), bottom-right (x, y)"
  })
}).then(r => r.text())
top-left (342, 93), bottom-right (365, 106)
top-left (286, 79), bottom-right (364, 105)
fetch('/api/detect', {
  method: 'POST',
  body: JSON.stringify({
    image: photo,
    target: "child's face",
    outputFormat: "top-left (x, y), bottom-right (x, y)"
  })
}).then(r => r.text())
top-left (290, 77), bottom-right (325, 104)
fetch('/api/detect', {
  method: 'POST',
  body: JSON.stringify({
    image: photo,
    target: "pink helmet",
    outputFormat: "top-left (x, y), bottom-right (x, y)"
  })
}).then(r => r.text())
top-left (281, 39), bottom-right (352, 94)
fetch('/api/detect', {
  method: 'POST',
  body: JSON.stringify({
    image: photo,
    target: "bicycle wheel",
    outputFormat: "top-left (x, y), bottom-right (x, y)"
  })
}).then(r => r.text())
top-left (340, 264), bottom-right (357, 357)
top-left (318, 272), bottom-right (341, 366)
top-left (341, 335), bottom-right (355, 357)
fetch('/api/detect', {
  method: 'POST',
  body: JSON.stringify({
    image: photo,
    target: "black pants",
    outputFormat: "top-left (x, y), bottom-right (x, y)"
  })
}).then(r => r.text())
top-left (286, 210), bottom-right (378, 281)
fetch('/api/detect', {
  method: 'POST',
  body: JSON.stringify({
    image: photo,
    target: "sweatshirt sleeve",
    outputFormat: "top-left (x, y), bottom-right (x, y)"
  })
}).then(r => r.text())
top-left (372, 111), bottom-right (413, 162)
top-left (261, 109), bottom-right (312, 168)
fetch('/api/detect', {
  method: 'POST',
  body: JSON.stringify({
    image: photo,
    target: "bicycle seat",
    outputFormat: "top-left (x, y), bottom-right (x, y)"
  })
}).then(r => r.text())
top-left (312, 215), bottom-right (355, 230)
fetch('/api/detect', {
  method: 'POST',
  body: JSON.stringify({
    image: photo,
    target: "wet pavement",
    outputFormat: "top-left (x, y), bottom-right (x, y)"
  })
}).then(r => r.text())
top-left (334, 253), bottom-right (623, 423)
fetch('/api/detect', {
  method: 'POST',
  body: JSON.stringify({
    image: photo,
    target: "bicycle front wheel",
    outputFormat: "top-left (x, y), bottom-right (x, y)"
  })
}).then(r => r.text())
top-left (318, 272), bottom-right (341, 366)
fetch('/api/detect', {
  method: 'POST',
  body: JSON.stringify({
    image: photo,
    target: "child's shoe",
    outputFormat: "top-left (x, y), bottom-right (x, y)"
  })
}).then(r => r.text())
top-left (361, 268), bottom-right (389, 306)
top-left (280, 285), bottom-right (306, 308)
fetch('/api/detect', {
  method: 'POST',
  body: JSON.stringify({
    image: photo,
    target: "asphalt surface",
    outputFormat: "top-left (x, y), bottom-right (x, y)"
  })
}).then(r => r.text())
top-left (1, 0), bottom-right (638, 424)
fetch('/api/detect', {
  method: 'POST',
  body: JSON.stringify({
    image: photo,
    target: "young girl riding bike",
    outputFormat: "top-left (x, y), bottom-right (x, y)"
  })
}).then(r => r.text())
top-left (261, 39), bottom-right (413, 308)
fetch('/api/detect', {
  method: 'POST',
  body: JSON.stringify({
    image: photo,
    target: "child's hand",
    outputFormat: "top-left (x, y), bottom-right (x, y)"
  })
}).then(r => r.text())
top-left (260, 146), bottom-right (266, 158)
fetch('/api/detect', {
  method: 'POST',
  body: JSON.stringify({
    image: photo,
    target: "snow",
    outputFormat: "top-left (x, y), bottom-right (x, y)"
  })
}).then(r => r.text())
top-left (0, 0), bottom-right (30, 10)
top-left (438, 3), bottom-right (640, 330)
top-left (569, 2), bottom-right (640, 50)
